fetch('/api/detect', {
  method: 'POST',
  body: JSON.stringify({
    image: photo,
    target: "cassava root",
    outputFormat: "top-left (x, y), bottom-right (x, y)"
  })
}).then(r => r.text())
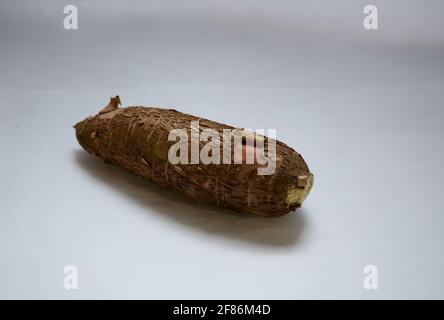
top-left (75, 96), bottom-right (313, 217)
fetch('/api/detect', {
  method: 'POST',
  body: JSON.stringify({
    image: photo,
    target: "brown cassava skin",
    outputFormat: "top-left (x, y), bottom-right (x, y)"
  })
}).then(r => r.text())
top-left (75, 97), bottom-right (313, 217)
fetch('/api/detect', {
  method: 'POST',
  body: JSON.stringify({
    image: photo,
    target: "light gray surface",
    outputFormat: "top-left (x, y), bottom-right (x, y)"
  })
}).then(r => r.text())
top-left (1, 0), bottom-right (443, 299)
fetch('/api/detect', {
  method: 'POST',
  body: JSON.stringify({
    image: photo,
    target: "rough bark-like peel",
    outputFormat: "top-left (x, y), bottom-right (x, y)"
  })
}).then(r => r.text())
top-left (75, 96), bottom-right (313, 217)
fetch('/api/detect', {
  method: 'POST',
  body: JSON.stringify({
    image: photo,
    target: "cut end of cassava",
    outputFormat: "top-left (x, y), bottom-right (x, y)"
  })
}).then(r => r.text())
top-left (287, 174), bottom-right (314, 208)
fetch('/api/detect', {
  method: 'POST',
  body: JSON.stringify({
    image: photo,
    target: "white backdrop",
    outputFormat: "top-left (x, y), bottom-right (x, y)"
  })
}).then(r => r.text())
top-left (1, 0), bottom-right (443, 299)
